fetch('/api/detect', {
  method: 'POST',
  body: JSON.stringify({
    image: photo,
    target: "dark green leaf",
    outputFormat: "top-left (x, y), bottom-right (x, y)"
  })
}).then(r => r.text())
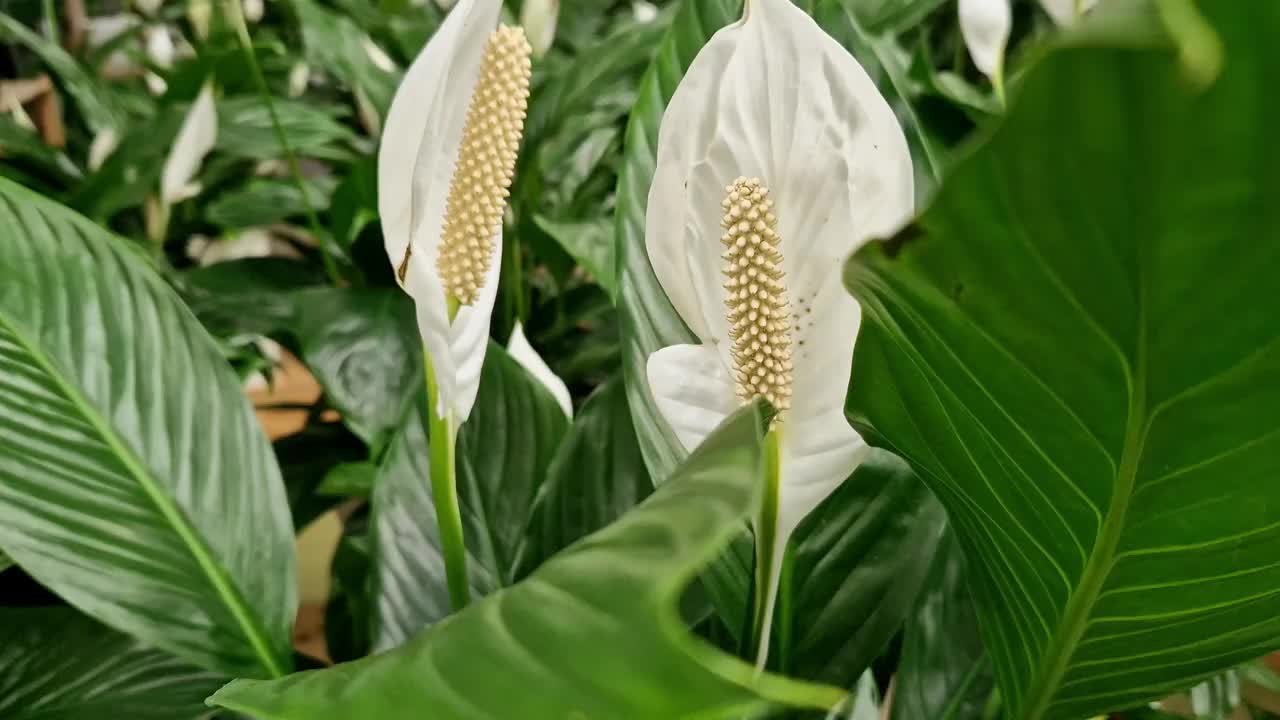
top-left (205, 177), bottom-right (336, 229)
top-left (292, 0), bottom-right (400, 117)
top-left (0, 607), bottom-right (225, 719)
top-left (0, 115), bottom-right (82, 185)
top-left (291, 288), bottom-right (419, 451)
top-left (533, 215), bottom-right (617, 299)
top-left (210, 404), bottom-right (848, 719)
top-left (316, 461), bottom-right (378, 498)
top-left (844, 0), bottom-right (949, 35)
top-left (275, 422), bottom-right (367, 532)
top-left (217, 96), bottom-right (358, 161)
top-left (845, 5), bottom-right (1280, 717)
top-left (369, 342), bottom-right (570, 648)
top-left (891, 530), bottom-right (995, 720)
top-left (786, 450), bottom-right (946, 686)
top-left (513, 375), bottom-right (652, 579)
top-left (0, 177), bottom-right (295, 679)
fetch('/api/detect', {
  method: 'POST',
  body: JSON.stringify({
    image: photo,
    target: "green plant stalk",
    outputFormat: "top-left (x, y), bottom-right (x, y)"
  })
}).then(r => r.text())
top-left (424, 344), bottom-right (470, 611)
top-left (502, 230), bottom-right (526, 327)
top-left (221, 0), bottom-right (342, 286)
top-left (750, 426), bottom-right (783, 667)
top-left (777, 545), bottom-right (795, 675)
top-left (41, 0), bottom-right (57, 45)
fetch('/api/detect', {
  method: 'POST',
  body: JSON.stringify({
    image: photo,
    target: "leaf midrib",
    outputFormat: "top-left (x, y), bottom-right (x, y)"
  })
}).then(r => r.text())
top-left (1020, 302), bottom-right (1150, 719)
top-left (0, 309), bottom-right (285, 678)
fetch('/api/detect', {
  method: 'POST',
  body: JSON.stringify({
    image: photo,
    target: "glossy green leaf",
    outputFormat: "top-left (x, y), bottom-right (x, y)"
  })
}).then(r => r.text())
top-left (291, 288), bottom-right (419, 451)
top-left (844, 5), bottom-right (1280, 718)
top-left (216, 97), bottom-right (357, 161)
top-left (0, 177), bottom-right (296, 679)
top-left (316, 461), bottom-right (378, 498)
top-left (205, 177), bottom-right (335, 229)
top-left (0, 549), bottom-right (11, 573)
top-left (785, 450), bottom-right (946, 686)
top-left (513, 375), bottom-right (652, 579)
top-left (844, 0), bottom-right (948, 34)
top-left (292, 0), bottom-right (400, 117)
top-left (0, 607), bottom-right (225, 719)
top-left (0, 115), bottom-right (82, 185)
top-left (209, 404), bottom-right (848, 719)
top-left (891, 530), bottom-right (995, 720)
top-left (370, 342), bottom-right (569, 649)
top-left (533, 215), bottom-right (617, 299)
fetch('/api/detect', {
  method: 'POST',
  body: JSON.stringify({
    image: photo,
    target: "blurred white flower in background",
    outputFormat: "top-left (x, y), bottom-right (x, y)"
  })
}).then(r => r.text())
top-left (161, 81), bottom-right (217, 206)
top-left (959, 0), bottom-right (1010, 102)
top-left (508, 322), bottom-right (573, 419)
top-left (520, 0), bottom-right (559, 58)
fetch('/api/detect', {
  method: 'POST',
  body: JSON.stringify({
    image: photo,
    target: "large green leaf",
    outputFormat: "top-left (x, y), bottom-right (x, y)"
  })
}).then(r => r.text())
top-left (290, 288), bottom-right (419, 451)
top-left (370, 342), bottom-right (569, 649)
top-left (0, 607), bottom-right (225, 719)
top-left (844, 4), bottom-right (1280, 718)
top-left (210, 404), bottom-right (848, 719)
top-left (0, 177), bottom-right (296, 678)
top-left (891, 530), bottom-right (995, 720)
top-left (513, 374), bottom-right (653, 579)
top-left (785, 451), bottom-right (946, 686)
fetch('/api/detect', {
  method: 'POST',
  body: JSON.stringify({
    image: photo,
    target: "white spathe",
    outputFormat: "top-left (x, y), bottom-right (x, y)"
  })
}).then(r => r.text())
top-left (508, 322), bottom-right (573, 419)
top-left (161, 82), bottom-right (217, 205)
top-left (959, 0), bottom-right (1010, 81)
top-left (644, 0), bottom-right (913, 666)
top-left (378, 0), bottom-right (503, 423)
top-left (520, 0), bottom-right (558, 57)
top-left (1039, 0), bottom-right (1098, 25)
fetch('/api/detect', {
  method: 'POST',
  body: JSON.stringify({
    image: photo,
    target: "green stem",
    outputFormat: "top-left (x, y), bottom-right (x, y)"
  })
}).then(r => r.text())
top-left (751, 426), bottom-right (784, 669)
top-left (41, 0), bottom-right (57, 45)
top-left (502, 232), bottom-right (526, 328)
top-left (424, 349), bottom-right (470, 611)
top-left (222, 0), bottom-right (342, 286)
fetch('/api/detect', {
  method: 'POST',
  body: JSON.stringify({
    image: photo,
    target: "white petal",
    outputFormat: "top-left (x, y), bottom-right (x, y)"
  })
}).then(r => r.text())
top-left (88, 128), bottom-right (120, 172)
top-left (288, 62), bottom-right (310, 98)
top-left (378, 0), bottom-right (500, 286)
top-left (959, 0), bottom-right (1011, 80)
top-left (161, 82), bottom-right (217, 205)
top-left (445, 233), bottom-right (502, 423)
top-left (646, 344), bottom-right (739, 453)
top-left (145, 27), bottom-right (175, 68)
top-left (1038, 0), bottom-right (1098, 26)
top-left (508, 322), bottom-right (573, 419)
top-left (134, 0), bottom-right (163, 15)
top-left (363, 37), bottom-right (398, 74)
top-left (520, 0), bottom-right (558, 57)
top-left (645, 0), bottom-right (913, 374)
top-left (243, 0), bottom-right (264, 23)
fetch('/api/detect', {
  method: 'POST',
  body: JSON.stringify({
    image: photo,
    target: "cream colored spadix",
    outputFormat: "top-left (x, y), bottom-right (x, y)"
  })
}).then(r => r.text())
top-left (379, 0), bottom-right (531, 423)
top-left (644, 0), bottom-right (914, 668)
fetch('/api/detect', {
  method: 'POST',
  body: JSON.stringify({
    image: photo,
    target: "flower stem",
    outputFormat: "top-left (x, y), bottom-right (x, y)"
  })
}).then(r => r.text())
top-left (424, 348), bottom-right (471, 611)
top-left (222, 0), bottom-right (342, 287)
top-left (751, 426), bottom-right (784, 670)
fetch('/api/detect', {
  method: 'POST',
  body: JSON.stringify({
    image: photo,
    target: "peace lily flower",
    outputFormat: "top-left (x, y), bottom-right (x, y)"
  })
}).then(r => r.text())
top-left (378, 0), bottom-right (532, 611)
top-left (645, 0), bottom-right (913, 667)
top-left (161, 81), bottom-right (217, 206)
top-left (959, 0), bottom-right (1011, 103)
top-left (520, 0), bottom-right (559, 58)
top-left (380, 0), bottom-right (531, 424)
top-left (508, 322), bottom-right (573, 419)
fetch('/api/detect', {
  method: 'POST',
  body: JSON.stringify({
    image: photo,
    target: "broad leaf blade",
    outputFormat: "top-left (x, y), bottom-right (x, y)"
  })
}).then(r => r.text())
top-left (513, 374), bottom-right (653, 579)
top-left (210, 404), bottom-right (847, 719)
top-left (845, 5), bottom-right (1280, 717)
top-left (890, 530), bottom-right (994, 720)
top-left (0, 607), bottom-right (225, 719)
top-left (788, 451), bottom-right (946, 686)
top-left (0, 177), bottom-right (296, 678)
top-left (370, 342), bottom-right (569, 649)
